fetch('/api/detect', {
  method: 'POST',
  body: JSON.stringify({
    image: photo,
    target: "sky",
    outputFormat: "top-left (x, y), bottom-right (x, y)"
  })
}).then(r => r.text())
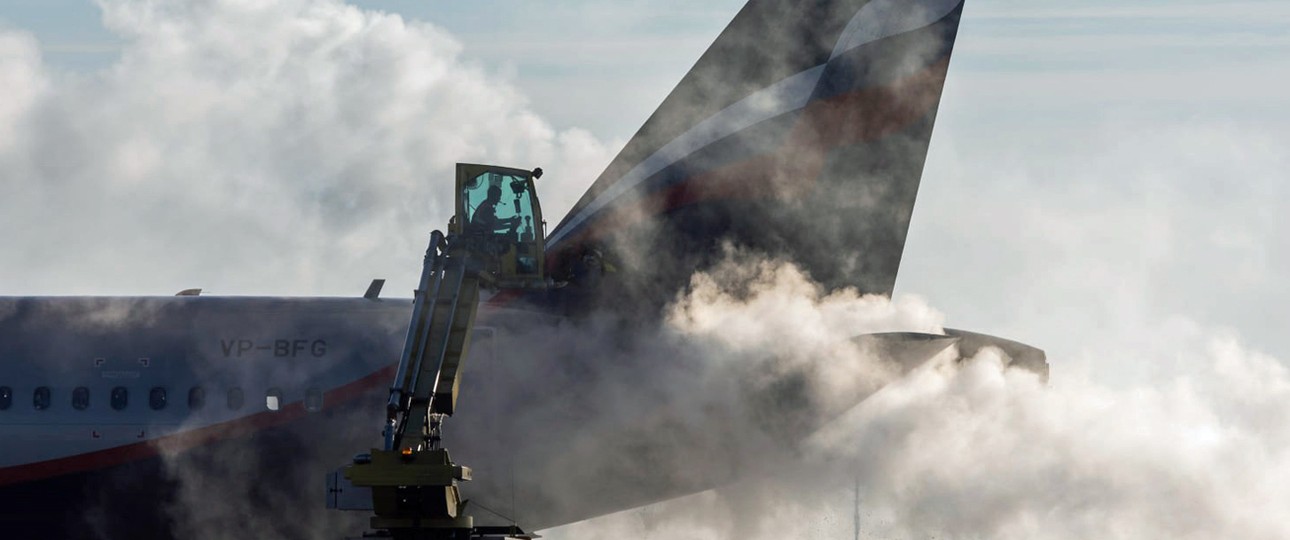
top-left (2, 0), bottom-right (1290, 537)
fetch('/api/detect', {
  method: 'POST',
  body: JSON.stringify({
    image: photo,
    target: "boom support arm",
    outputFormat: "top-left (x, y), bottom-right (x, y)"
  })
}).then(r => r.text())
top-left (384, 231), bottom-right (481, 452)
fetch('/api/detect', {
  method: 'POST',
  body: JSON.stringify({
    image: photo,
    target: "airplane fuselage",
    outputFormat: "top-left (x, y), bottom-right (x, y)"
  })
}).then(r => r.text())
top-left (0, 296), bottom-right (414, 478)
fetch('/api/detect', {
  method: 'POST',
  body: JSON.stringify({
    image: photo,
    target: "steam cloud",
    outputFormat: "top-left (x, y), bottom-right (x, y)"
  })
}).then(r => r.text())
top-left (546, 271), bottom-right (1290, 539)
top-left (0, 0), bottom-right (616, 296)
top-left (63, 253), bottom-right (1290, 540)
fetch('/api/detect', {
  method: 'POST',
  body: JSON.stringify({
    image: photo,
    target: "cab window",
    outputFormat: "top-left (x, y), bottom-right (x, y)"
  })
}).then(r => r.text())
top-left (462, 171), bottom-right (537, 243)
top-left (111, 387), bottom-right (128, 410)
top-left (33, 387), bottom-right (51, 410)
top-left (72, 387), bottom-right (90, 411)
top-left (149, 387), bottom-right (167, 410)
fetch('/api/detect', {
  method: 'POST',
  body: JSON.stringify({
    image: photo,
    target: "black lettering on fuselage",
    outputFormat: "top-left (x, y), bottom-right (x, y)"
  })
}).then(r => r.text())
top-left (220, 338), bottom-right (329, 358)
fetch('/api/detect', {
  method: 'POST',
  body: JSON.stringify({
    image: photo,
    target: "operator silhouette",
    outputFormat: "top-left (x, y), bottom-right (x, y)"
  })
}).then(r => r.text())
top-left (470, 185), bottom-right (519, 234)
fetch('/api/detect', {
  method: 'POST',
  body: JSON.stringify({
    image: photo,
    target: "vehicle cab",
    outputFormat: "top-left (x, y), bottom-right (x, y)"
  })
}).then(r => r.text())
top-left (451, 163), bottom-right (547, 288)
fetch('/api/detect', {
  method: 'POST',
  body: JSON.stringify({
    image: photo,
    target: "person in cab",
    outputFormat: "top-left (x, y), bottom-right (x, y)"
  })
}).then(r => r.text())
top-left (469, 185), bottom-right (519, 235)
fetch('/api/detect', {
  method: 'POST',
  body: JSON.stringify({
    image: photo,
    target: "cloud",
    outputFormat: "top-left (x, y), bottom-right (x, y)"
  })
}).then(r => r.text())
top-left (546, 308), bottom-right (1290, 540)
top-left (803, 334), bottom-right (1290, 539)
top-left (668, 252), bottom-right (945, 409)
top-left (0, 29), bottom-right (47, 151)
top-left (901, 115), bottom-right (1290, 370)
top-left (972, 1), bottom-right (1290, 23)
top-left (435, 257), bottom-right (947, 531)
top-left (0, 0), bottom-right (616, 297)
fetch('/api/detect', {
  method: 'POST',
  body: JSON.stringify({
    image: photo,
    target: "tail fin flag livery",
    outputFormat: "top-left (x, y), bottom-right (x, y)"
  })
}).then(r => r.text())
top-left (545, 0), bottom-right (966, 311)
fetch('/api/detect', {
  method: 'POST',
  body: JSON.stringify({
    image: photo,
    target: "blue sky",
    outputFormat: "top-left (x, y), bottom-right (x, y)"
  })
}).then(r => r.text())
top-left (7, 0), bottom-right (1288, 134)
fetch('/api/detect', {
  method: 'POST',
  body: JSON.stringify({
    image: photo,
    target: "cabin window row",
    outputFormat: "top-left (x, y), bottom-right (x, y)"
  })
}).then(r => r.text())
top-left (0, 385), bottom-right (324, 413)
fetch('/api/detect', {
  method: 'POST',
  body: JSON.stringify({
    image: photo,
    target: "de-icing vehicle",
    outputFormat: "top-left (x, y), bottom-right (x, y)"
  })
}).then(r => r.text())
top-left (329, 163), bottom-right (550, 540)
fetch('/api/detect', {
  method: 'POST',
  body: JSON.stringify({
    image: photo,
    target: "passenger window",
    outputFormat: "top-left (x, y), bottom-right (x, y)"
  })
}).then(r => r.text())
top-left (188, 387), bottom-right (206, 410)
top-left (111, 386), bottom-right (128, 410)
top-left (72, 387), bottom-right (90, 411)
top-left (0, 386), bottom-right (11, 410)
top-left (265, 387), bottom-right (283, 411)
top-left (149, 387), bottom-right (167, 410)
top-left (227, 387), bottom-right (244, 410)
top-left (305, 388), bottom-right (323, 413)
top-left (33, 387), bottom-right (51, 410)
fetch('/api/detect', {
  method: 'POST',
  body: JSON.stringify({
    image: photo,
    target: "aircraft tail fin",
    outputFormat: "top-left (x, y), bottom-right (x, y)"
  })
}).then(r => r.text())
top-left (545, 0), bottom-right (967, 311)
